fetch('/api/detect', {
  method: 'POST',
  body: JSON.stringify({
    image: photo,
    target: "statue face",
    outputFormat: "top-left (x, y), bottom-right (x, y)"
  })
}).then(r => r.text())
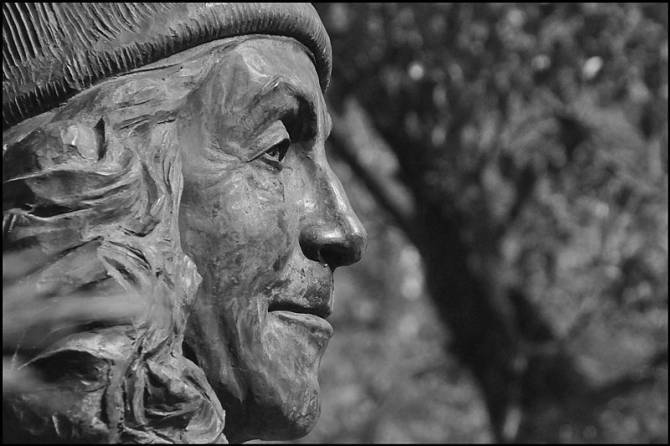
top-left (177, 37), bottom-right (366, 441)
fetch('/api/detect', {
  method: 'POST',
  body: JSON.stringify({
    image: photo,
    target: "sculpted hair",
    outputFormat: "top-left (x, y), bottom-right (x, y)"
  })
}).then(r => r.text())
top-left (1, 38), bottom-right (256, 443)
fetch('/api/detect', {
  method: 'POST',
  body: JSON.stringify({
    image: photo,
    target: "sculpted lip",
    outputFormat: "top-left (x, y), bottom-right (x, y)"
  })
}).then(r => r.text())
top-left (268, 287), bottom-right (333, 338)
top-left (267, 271), bottom-right (334, 339)
top-left (267, 277), bottom-right (333, 319)
top-left (267, 300), bottom-right (331, 319)
top-left (270, 310), bottom-right (333, 339)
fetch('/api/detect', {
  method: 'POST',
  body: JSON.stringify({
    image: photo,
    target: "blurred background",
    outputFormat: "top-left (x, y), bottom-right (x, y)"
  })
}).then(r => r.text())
top-left (278, 3), bottom-right (667, 443)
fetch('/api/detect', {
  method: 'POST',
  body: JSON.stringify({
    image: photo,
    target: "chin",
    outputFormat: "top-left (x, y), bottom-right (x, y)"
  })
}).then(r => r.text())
top-left (243, 310), bottom-right (328, 437)
top-left (206, 295), bottom-right (332, 442)
top-left (224, 371), bottom-right (322, 442)
top-left (256, 392), bottom-right (321, 441)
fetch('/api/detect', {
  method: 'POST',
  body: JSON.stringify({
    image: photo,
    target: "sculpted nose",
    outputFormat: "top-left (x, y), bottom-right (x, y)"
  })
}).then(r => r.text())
top-left (299, 175), bottom-right (367, 269)
top-left (300, 221), bottom-right (366, 268)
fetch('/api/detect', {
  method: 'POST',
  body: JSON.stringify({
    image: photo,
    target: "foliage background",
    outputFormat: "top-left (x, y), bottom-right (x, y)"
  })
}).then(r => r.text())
top-left (273, 3), bottom-right (667, 443)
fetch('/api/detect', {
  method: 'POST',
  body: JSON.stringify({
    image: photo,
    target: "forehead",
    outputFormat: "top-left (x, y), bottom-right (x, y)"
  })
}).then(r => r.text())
top-left (230, 37), bottom-right (322, 91)
top-left (197, 36), bottom-right (329, 139)
top-left (212, 37), bottom-right (327, 123)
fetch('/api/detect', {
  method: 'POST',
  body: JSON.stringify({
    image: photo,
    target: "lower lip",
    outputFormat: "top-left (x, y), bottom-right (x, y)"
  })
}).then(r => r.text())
top-left (270, 310), bottom-right (333, 339)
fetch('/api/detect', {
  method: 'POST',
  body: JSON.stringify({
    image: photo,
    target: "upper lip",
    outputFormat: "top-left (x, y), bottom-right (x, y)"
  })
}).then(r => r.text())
top-left (268, 281), bottom-right (333, 319)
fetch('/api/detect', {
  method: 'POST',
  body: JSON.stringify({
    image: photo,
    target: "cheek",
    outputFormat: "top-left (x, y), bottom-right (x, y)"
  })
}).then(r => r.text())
top-left (180, 166), bottom-right (294, 274)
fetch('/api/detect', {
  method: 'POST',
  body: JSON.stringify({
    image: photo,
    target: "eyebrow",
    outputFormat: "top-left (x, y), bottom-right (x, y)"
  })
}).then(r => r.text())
top-left (241, 76), bottom-right (320, 141)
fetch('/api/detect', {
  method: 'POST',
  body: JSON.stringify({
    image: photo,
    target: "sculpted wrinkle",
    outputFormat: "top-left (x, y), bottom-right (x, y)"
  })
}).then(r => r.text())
top-left (3, 3), bottom-right (365, 444)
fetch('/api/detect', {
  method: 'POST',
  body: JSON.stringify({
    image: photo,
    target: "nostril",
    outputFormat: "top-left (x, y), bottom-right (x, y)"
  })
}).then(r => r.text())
top-left (320, 240), bottom-right (362, 267)
top-left (300, 234), bottom-right (322, 264)
top-left (299, 225), bottom-right (365, 269)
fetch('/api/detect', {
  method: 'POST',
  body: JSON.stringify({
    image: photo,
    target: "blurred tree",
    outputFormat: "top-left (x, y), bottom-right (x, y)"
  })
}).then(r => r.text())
top-left (315, 3), bottom-right (668, 443)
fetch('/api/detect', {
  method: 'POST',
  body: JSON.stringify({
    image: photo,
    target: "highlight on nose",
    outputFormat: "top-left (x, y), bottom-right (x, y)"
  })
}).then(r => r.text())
top-left (300, 223), bottom-right (367, 269)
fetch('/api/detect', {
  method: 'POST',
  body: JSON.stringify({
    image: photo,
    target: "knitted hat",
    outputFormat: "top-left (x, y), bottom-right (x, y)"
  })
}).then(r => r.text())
top-left (2, 3), bottom-right (331, 129)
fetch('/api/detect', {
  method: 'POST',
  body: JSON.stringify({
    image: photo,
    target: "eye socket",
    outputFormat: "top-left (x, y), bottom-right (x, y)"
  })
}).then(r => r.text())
top-left (248, 121), bottom-right (292, 169)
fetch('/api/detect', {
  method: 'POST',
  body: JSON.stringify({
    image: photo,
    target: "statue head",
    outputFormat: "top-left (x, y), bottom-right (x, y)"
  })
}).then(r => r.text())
top-left (3, 4), bottom-right (366, 443)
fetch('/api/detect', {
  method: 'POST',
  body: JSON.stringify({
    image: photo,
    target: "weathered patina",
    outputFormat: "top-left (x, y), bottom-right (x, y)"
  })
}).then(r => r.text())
top-left (3, 3), bottom-right (365, 443)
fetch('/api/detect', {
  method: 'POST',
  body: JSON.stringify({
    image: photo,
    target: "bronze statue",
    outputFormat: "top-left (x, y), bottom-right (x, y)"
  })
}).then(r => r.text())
top-left (3, 3), bottom-right (366, 443)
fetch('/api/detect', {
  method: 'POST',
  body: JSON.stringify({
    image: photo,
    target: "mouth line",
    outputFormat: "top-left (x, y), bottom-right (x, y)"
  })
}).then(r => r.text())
top-left (268, 301), bottom-right (331, 319)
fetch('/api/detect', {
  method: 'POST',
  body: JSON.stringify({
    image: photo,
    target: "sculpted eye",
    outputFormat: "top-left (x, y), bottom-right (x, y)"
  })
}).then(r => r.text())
top-left (248, 122), bottom-right (291, 169)
top-left (263, 138), bottom-right (290, 163)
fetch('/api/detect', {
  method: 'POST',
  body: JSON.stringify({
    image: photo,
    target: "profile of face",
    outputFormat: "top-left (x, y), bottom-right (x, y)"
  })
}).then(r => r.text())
top-left (2, 35), bottom-right (365, 443)
top-left (176, 37), bottom-right (366, 441)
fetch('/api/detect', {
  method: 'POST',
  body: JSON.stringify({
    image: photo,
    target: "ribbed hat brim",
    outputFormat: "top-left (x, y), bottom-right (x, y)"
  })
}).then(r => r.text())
top-left (3, 3), bottom-right (331, 129)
